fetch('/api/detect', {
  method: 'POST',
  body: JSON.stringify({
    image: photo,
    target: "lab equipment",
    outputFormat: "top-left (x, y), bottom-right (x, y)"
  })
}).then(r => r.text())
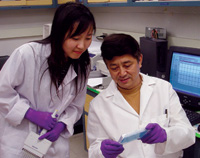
top-left (140, 37), bottom-right (168, 80)
top-left (184, 108), bottom-right (200, 126)
top-left (22, 110), bottom-right (58, 158)
top-left (193, 124), bottom-right (200, 138)
top-left (118, 128), bottom-right (149, 144)
top-left (145, 27), bottom-right (167, 39)
top-left (87, 37), bottom-right (112, 89)
top-left (43, 23), bottom-right (52, 39)
top-left (166, 46), bottom-right (200, 110)
top-left (96, 59), bottom-right (110, 76)
top-left (88, 39), bottom-right (102, 71)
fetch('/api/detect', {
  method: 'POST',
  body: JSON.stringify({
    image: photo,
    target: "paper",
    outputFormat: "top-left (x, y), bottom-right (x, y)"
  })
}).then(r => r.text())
top-left (118, 129), bottom-right (149, 144)
top-left (88, 77), bottom-right (103, 87)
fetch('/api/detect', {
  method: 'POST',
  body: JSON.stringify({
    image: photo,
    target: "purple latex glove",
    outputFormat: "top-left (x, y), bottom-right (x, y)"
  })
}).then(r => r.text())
top-left (25, 108), bottom-right (57, 130)
top-left (100, 139), bottom-right (124, 158)
top-left (39, 122), bottom-right (66, 142)
top-left (141, 123), bottom-right (167, 144)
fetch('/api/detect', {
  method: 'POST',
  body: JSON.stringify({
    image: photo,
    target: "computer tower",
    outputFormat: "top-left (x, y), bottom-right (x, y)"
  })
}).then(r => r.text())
top-left (140, 37), bottom-right (168, 80)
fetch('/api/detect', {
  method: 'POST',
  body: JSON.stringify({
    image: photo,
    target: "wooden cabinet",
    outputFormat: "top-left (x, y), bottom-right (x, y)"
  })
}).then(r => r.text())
top-left (26, 0), bottom-right (52, 6)
top-left (1, 0), bottom-right (200, 9)
top-left (87, 0), bottom-right (127, 3)
top-left (0, 0), bottom-right (84, 8)
top-left (0, 0), bottom-right (53, 7)
top-left (110, 0), bottom-right (127, 2)
top-left (88, 0), bottom-right (127, 2)
top-left (131, 0), bottom-right (200, 7)
top-left (57, 0), bottom-right (75, 5)
top-left (88, 0), bottom-right (109, 3)
top-left (84, 0), bottom-right (200, 7)
top-left (0, 0), bottom-right (26, 7)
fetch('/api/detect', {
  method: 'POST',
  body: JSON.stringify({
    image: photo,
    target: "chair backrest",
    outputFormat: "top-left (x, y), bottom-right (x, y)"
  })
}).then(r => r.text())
top-left (0, 56), bottom-right (9, 70)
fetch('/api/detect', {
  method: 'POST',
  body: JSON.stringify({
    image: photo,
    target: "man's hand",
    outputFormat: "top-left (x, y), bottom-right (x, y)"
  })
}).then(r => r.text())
top-left (101, 139), bottom-right (124, 158)
top-left (141, 123), bottom-right (167, 144)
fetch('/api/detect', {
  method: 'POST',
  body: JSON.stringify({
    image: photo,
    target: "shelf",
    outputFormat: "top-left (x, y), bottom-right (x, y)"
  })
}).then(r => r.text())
top-left (1, 0), bottom-right (200, 10)
top-left (0, 0), bottom-right (26, 7)
top-left (84, 0), bottom-right (200, 7)
top-left (131, 1), bottom-right (200, 7)
top-left (26, 0), bottom-right (53, 6)
top-left (0, 0), bottom-right (55, 9)
top-left (57, 0), bottom-right (75, 5)
top-left (84, 1), bottom-right (130, 7)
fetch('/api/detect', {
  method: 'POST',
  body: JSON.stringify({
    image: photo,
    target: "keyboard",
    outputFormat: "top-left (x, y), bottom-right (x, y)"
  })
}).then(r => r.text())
top-left (184, 108), bottom-right (200, 126)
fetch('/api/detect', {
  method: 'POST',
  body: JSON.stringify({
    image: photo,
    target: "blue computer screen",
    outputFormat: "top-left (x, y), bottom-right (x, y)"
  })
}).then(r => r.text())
top-left (170, 52), bottom-right (200, 97)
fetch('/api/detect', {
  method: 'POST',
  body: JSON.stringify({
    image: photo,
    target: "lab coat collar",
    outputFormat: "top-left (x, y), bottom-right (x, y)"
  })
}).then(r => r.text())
top-left (104, 80), bottom-right (117, 97)
top-left (103, 79), bottom-right (133, 115)
top-left (140, 73), bottom-right (155, 116)
top-left (104, 73), bottom-right (156, 116)
top-left (140, 73), bottom-right (156, 86)
top-left (104, 73), bottom-right (155, 96)
top-left (58, 65), bottom-right (77, 90)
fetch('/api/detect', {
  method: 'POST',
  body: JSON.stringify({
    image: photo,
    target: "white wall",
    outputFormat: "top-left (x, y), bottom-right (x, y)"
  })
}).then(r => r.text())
top-left (0, 6), bottom-right (200, 56)
top-left (0, 8), bottom-right (56, 55)
top-left (89, 6), bottom-right (200, 49)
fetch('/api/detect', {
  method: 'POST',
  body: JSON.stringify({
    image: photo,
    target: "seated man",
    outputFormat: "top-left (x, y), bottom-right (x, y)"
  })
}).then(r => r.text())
top-left (87, 33), bottom-right (195, 158)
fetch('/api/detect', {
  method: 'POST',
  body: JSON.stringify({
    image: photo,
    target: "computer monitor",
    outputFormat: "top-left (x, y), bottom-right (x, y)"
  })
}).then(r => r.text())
top-left (166, 46), bottom-right (200, 110)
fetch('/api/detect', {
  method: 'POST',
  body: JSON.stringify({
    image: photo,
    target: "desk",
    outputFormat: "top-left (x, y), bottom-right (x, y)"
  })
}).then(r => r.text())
top-left (83, 87), bottom-right (99, 151)
top-left (183, 138), bottom-right (200, 158)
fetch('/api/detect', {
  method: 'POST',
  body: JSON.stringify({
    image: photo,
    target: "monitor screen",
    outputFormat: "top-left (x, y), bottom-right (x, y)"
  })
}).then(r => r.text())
top-left (167, 46), bottom-right (200, 110)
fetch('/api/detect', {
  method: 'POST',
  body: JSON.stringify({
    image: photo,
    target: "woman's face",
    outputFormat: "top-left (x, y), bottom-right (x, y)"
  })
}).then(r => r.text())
top-left (62, 23), bottom-right (93, 60)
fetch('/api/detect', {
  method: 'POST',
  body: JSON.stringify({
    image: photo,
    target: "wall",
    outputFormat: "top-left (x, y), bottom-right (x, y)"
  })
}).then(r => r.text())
top-left (89, 6), bottom-right (200, 49)
top-left (0, 8), bottom-right (56, 55)
top-left (0, 6), bottom-right (200, 56)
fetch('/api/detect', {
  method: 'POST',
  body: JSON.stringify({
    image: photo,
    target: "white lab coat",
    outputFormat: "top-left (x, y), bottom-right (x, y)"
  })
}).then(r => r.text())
top-left (0, 42), bottom-right (89, 158)
top-left (87, 73), bottom-right (195, 158)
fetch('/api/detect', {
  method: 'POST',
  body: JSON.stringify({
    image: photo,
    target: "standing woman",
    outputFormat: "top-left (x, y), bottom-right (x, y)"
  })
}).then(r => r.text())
top-left (0, 2), bottom-right (95, 158)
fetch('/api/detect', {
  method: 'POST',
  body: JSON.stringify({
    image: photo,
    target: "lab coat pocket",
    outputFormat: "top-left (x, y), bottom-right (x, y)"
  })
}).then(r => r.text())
top-left (1, 124), bottom-right (28, 155)
top-left (150, 114), bottom-right (169, 127)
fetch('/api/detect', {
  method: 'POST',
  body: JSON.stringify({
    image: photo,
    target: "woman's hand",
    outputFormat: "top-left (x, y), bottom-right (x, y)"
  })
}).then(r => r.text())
top-left (25, 108), bottom-right (57, 130)
top-left (39, 122), bottom-right (66, 142)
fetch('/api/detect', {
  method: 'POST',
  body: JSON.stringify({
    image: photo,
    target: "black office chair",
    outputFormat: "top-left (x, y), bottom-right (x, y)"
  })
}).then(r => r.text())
top-left (0, 55), bottom-right (9, 70)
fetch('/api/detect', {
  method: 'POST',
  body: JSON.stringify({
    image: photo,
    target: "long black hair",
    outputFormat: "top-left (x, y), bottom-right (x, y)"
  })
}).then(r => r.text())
top-left (37, 2), bottom-right (96, 94)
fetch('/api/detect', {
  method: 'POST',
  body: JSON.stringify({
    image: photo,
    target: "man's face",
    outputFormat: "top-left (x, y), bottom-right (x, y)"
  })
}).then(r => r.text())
top-left (105, 54), bottom-right (143, 90)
